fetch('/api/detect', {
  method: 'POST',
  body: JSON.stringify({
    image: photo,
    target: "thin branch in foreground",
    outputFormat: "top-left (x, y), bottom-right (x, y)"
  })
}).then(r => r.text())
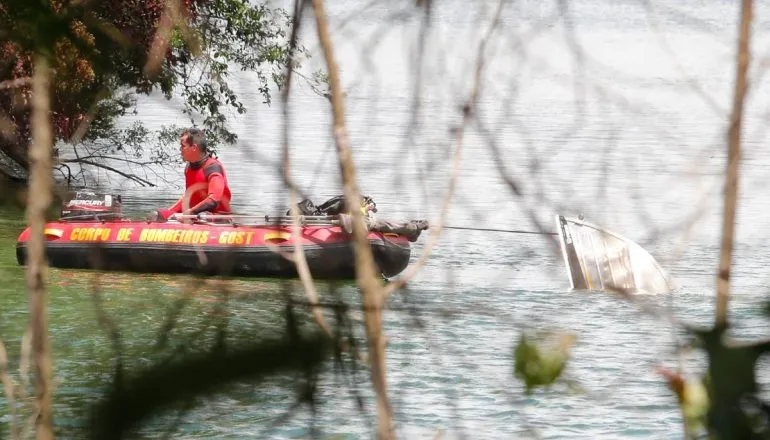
top-left (89, 270), bottom-right (126, 391)
top-left (716, 0), bottom-right (752, 327)
top-left (25, 54), bottom-right (55, 440)
top-left (68, 88), bottom-right (111, 145)
top-left (384, 0), bottom-right (507, 298)
top-left (310, 0), bottom-right (394, 437)
top-left (280, 0), bottom-right (333, 338)
top-left (277, 0), bottom-right (365, 363)
top-left (474, 117), bottom-right (561, 256)
top-left (0, 338), bottom-right (19, 439)
top-left (87, 334), bottom-right (330, 440)
top-left (153, 277), bottom-right (210, 351)
top-left (18, 324), bottom-right (34, 440)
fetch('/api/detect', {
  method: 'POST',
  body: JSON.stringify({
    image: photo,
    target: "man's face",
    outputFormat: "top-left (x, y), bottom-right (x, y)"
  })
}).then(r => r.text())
top-left (179, 135), bottom-right (200, 162)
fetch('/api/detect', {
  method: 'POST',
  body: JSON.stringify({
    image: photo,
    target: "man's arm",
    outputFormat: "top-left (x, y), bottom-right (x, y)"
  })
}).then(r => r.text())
top-left (168, 196), bottom-right (184, 213)
top-left (156, 165), bottom-right (188, 220)
top-left (152, 196), bottom-right (184, 221)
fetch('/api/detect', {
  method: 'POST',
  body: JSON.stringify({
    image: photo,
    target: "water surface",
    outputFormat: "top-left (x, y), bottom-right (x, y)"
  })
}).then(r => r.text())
top-left (4, 0), bottom-right (770, 438)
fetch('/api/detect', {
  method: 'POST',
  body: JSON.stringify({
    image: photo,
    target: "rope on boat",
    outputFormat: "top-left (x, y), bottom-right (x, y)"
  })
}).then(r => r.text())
top-left (168, 214), bottom-right (340, 226)
top-left (171, 214), bottom-right (338, 222)
top-left (442, 225), bottom-right (557, 236)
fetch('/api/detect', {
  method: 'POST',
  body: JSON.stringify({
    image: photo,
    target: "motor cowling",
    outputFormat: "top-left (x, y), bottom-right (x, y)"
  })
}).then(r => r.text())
top-left (60, 190), bottom-right (122, 221)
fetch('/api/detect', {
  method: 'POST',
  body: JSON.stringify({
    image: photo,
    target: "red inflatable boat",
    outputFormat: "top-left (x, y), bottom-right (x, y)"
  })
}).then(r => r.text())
top-left (15, 192), bottom-right (412, 279)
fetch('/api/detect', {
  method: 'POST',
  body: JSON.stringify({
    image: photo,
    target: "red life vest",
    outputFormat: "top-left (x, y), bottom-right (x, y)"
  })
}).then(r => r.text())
top-left (184, 155), bottom-right (232, 213)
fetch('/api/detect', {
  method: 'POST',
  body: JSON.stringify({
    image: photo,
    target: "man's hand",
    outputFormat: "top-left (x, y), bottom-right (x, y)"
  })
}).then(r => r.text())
top-left (149, 209), bottom-right (175, 222)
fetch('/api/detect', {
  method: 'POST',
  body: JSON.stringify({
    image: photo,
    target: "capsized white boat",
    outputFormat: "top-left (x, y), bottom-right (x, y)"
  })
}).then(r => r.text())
top-left (555, 215), bottom-right (674, 294)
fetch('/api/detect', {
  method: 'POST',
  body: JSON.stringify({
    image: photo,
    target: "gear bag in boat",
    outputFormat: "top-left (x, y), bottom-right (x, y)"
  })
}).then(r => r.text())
top-left (286, 195), bottom-right (377, 216)
top-left (286, 195), bottom-right (428, 242)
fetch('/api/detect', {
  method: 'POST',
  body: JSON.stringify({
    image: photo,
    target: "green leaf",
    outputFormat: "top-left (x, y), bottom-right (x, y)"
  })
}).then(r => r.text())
top-left (513, 330), bottom-right (576, 395)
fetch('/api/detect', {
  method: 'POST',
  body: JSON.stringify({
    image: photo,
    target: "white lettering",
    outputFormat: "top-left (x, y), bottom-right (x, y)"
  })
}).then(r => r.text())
top-left (67, 199), bottom-right (106, 206)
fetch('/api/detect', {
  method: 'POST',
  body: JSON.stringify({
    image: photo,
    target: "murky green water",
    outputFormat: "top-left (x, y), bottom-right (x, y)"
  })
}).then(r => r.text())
top-left (0, 207), bottom-right (360, 438)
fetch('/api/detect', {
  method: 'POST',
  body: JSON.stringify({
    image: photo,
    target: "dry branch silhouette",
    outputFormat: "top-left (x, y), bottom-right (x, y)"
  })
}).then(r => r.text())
top-left (25, 54), bottom-right (55, 440)
top-left (311, 0), bottom-right (394, 436)
top-left (384, 0), bottom-right (507, 297)
top-left (715, 0), bottom-right (752, 328)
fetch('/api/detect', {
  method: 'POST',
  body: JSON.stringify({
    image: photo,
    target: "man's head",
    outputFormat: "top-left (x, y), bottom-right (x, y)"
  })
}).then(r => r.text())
top-left (179, 128), bottom-right (208, 163)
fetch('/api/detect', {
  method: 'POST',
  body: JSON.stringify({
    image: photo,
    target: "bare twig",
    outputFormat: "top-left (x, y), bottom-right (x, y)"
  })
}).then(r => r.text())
top-left (0, 338), bottom-right (19, 439)
top-left (716, 0), bottom-right (752, 327)
top-left (19, 326), bottom-right (32, 398)
top-left (154, 281), bottom-right (200, 351)
top-left (276, 0), bottom-right (366, 364)
top-left (282, 0), bottom-right (336, 339)
top-left (68, 88), bottom-right (111, 145)
top-left (89, 272), bottom-right (125, 389)
top-left (474, 117), bottom-right (562, 255)
top-left (64, 155), bottom-right (167, 168)
top-left (384, 0), bottom-right (507, 297)
top-left (62, 158), bottom-right (156, 186)
top-left (557, 0), bottom-right (588, 126)
top-left (88, 334), bottom-right (329, 439)
top-left (311, 0), bottom-right (394, 437)
top-left (25, 54), bottom-right (54, 440)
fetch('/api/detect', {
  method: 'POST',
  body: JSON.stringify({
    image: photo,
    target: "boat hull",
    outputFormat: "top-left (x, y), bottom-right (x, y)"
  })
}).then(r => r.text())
top-left (16, 221), bottom-right (411, 279)
top-left (554, 215), bottom-right (673, 294)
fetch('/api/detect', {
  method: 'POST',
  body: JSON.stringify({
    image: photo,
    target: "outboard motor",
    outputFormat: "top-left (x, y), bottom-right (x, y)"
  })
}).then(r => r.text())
top-left (60, 190), bottom-right (122, 221)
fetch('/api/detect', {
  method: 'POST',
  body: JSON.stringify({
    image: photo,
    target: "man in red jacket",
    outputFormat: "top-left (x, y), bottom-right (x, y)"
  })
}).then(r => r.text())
top-left (154, 128), bottom-right (232, 221)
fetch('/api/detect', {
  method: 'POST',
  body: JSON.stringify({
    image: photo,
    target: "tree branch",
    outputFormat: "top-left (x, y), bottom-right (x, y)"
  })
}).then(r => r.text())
top-left (88, 334), bottom-right (329, 440)
top-left (64, 150), bottom-right (168, 167)
top-left (26, 54), bottom-right (55, 440)
top-left (281, 0), bottom-right (337, 343)
top-left (716, 0), bottom-right (752, 327)
top-left (384, 0), bottom-right (507, 297)
top-left (63, 158), bottom-right (156, 187)
top-left (310, 0), bottom-right (394, 437)
top-left (0, 338), bottom-right (19, 439)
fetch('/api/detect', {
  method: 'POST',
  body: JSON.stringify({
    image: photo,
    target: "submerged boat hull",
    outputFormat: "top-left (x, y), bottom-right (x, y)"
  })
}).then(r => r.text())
top-left (554, 215), bottom-right (673, 294)
top-left (16, 221), bottom-right (411, 279)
